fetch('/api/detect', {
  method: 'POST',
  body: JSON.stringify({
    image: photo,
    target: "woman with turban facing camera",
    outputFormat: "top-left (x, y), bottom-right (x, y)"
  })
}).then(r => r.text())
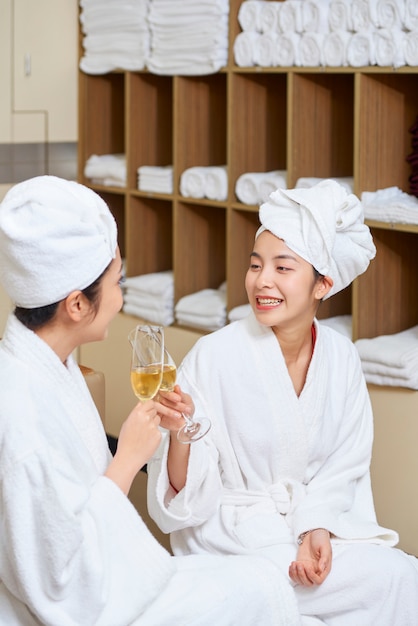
top-left (0, 176), bottom-right (302, 626)
top-left (149, 179), bottom-right (418, 625)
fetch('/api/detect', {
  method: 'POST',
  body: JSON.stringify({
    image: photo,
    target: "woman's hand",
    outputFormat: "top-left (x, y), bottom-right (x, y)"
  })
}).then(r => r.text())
top-left (105, 399), bottom-right (161, 494)
top-left (289, 529), bottom-right (332, 586)
top-left (155, 384), bottom-right (194, 433)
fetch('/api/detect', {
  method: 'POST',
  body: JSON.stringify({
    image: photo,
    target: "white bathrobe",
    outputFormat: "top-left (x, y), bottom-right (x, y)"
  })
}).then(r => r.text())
top-left (148, 313), bottom-right (418, 625)
top-left (0, 314), bottom-right (300, 626)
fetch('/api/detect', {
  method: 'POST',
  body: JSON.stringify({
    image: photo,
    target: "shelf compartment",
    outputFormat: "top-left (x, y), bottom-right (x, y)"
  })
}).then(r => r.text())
top-left (174, 202), bottom-right (226, 303)
top-left (78, 72), bottom-right (125, 184)
top-left (96, 191), bottom-right (126, 259)
top-left (175, 74), bottom-right (227, 187)
top-left (288, 72), bottom-right (354, 188)
top-left (126, 196), bottom-right (173, 278)
top-left (353, 228), bottom-right (418, 340)
top-left (356, 73), bottom-right (418, 194)
top-left (227, 208), bottom-right (260, 310)
top-left (127, 73), bottom-right (173, 189)
top-left (229, 72), bottom-right (287, 200)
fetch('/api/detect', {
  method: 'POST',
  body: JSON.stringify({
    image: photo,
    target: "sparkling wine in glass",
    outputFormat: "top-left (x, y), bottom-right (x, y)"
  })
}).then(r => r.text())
top-left (128, 325), bottom-right (164, 402)
top-left (160, 346), bottom-right (211, 444)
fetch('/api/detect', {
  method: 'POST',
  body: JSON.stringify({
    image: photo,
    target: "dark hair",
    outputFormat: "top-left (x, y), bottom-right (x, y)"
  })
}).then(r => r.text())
top-left (14, 263), bottom-right (111, 331)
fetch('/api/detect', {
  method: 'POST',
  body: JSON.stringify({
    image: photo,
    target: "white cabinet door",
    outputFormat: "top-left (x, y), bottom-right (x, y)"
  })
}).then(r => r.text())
top-left (12, 0), bottom-right (78, 142)
top-left (0, 0), bottom-right (12, 143)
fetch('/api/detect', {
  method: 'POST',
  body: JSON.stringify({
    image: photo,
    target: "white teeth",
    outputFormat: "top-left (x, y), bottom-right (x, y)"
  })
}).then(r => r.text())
top-left (257, 298), bottom-right (281, 305)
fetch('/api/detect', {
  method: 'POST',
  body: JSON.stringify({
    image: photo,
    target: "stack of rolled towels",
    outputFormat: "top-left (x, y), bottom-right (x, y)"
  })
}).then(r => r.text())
top-left (175, 282), bottom-right (227, 331)
top-left (235, 170), bottom-right (287, 205)
top-left (123, 270), bottom-right (174, 326)
top-left (361, 186), bottom-right (418, 224)
top-left (180, 166), bottom-right (228, 201)
top-left (84, 154), bottom-right (126, 187)
top-left (146, 0), bottom-right (229, 75)
top-left (79, 0), bottom-right (150, 74)
top-left (137, 166), bottom-right (173, 194)
top-left (355, 325), bottom-right (418, 389)
top-left (234, 0), bottom-right (418, 68)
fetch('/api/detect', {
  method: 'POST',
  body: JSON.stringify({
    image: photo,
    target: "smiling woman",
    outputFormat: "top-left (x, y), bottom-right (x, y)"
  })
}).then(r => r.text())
top-left (148, 178), bottom-right (418, 626)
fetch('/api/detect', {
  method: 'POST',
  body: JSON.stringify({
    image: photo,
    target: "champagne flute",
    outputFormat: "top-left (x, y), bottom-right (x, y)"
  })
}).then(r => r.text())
top-left (160, 346), bottom-right (211, 444)
top-left (128, 325), bottom-right (164, 402)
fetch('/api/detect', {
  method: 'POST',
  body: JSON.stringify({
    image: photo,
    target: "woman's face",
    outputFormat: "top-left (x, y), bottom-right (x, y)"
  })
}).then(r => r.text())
top-left (85, 246), bottom-right (124, 342)
top-left (245, 230), bottom-right (322, 331)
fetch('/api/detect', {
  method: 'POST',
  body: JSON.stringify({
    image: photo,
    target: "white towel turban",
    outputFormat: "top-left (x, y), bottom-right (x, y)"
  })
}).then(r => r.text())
top-left (256, 179), bottom-right (376, 299)
top-left (0, 176), bottom-right (117, 308)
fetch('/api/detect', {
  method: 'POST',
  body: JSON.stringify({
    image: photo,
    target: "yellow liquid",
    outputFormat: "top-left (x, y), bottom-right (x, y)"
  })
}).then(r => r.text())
top-left (131, 366), bottom-right (162, 401)
top-left (159, 364), bottom-right (177, 392)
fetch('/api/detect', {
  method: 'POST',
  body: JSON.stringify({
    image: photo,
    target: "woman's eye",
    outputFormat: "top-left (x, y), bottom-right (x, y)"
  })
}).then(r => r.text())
top-left (118, 276), bottom-right (126, 286)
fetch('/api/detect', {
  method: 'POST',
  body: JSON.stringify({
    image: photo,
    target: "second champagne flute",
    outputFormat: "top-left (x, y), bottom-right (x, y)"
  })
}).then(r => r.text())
top-left (160, 346), bottom-right (211, 444)
top-left (128, 324), bottom-right (164, 402)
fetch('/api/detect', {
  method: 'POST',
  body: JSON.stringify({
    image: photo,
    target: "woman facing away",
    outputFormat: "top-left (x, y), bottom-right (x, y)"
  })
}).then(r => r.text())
top-left (0, 175), bottom-right (301, 626)
top-left (149, 179), bottom-right (418, 626)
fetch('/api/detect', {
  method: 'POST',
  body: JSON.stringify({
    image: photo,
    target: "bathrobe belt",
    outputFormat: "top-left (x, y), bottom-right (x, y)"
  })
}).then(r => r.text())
top-left (221, 480), bottom-right (306, 521)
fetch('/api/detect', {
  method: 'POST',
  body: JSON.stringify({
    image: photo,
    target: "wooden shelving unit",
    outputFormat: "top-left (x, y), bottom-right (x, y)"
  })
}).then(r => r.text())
top-left (77, 0), bottom-right (418, 343)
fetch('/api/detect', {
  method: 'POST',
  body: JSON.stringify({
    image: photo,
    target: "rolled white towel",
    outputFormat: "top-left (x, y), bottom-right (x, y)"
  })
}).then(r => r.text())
top-left (233, 31), bottom-right (259, 66)
top-left (235, 170), bottom-right (287, 205)
top-left (351, 0), bottom-right (372, 32)
top-left (404, 30), bottom-right (418, 66)
top-left (404, 0), bottom-right (418, 30)
top-left (259, 2), bottom-right (282, 33)
top-left (373, 28), bottom-right (405, 67)
top-left (237, 0), bottom-right (264, 32)
top-left (301, 0), bottom-right (331, 33)
top-left (299, 32), bottom-right (325, 67)
top-left (276, 32), bottom-right (301, 66)
top-left (254, 32), bottom-right (280, 66)
top-left (278, 0), bottom-right (303, 33)
top-left (328, 0), bottom-right (353, 32)
top-left (322, 31), bottom-right (350, 66)
top-left (347, 31), bottom-right (376, 67)
top-left (180, 167), bottom-right (206, 198)
top-left (204, 166), bottom-right (228, 201)
top-left (368, 0), bottom-right (406, 29)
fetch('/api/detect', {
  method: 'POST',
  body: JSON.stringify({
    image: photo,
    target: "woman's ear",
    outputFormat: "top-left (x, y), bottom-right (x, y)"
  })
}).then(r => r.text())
top-left (315, 275), bottom-right (333, 301)
top-left (64, 290), bottom-right (87, 321)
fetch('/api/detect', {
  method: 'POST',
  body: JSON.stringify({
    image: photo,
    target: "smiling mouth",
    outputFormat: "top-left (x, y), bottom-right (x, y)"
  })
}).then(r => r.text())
top-left (256, 297), bottom-right (283, 306)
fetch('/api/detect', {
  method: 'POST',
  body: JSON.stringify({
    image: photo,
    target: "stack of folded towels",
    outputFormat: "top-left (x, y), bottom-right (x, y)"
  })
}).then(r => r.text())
top-left (79, 0), bottom-right (150, 74)
top-left (296, 176), bottom-right (354, 195)
top-left (235, 170), bottom-right (287, 205)
top-left (175, 282), bottom-right (227, 331)
top-left (180, 166), bottom-right (228, 201)
top-left (137, 166), bottom-right (173, 194)
top-left (123, 270), bottom-right (174, 326)
top-left (355, 325), bottom-right (418, 389)
top-left (84, 154), bottom-right (126, 187)
top-left (146, 0), bottom-right (229, 75)
top-left (233, 0), bottom-right (418, 69)
top-left (361, 186), bottom-right (418, 225)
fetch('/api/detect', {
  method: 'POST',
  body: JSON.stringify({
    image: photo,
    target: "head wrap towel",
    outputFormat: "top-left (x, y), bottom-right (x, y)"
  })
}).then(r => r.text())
top-left (0, 175), bottom-right (117, 308)
top-left (256, 179), bottom-right (376, 299)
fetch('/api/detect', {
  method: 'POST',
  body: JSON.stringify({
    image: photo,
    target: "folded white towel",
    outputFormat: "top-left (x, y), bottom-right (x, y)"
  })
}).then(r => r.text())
top-left (322, 31), bottom-right (350, 66)
top-left (175, 288), bottom-right (227, 317)
top-left (228, 303), bottom-right (252, 322)
top-left (123, 302), bottom-right (174, 326)
top-left (137, 166), bottom-right (174, 194)
top-left (234, 31), bottom-right (259, 66)
top-left (296, 176), bottom-right (354, 194)
top-left (374, 28), bottom-right (405, 67)
top-left (124, 271), bottom-right (174, 297)
top-left (235, 171), bottom-right (287, 205)
top-left (361, 186), bottom-right (418, 224)
top-left (347, 31), bottom-right (376, 67)
top-left (278, 0), bottom-right (303, 33)
top-left (299, 32), bottom-right (325, 67)
top-left (319, 314), bottom-right (352, 339)
top-left (237, 0), bottom-right (264, 32)
top-left (355, 325), bottom-right (418, 369)
top-left (175, 312), bottom-right (226, 331)
top-left (404, 30), bottom-right (418, 66)
top-left (276, 32), bottom-right (301, 66)
top-left (254, 32), bottom-right (280, 67)
top-left (84, 154), bottom-right (126, 186)
top-left (404, 0), bottom-right (418, 30)
top-left (329, 0), bottom-right (353, 31)
top-left (369, 0), bottom-right (406, 29)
